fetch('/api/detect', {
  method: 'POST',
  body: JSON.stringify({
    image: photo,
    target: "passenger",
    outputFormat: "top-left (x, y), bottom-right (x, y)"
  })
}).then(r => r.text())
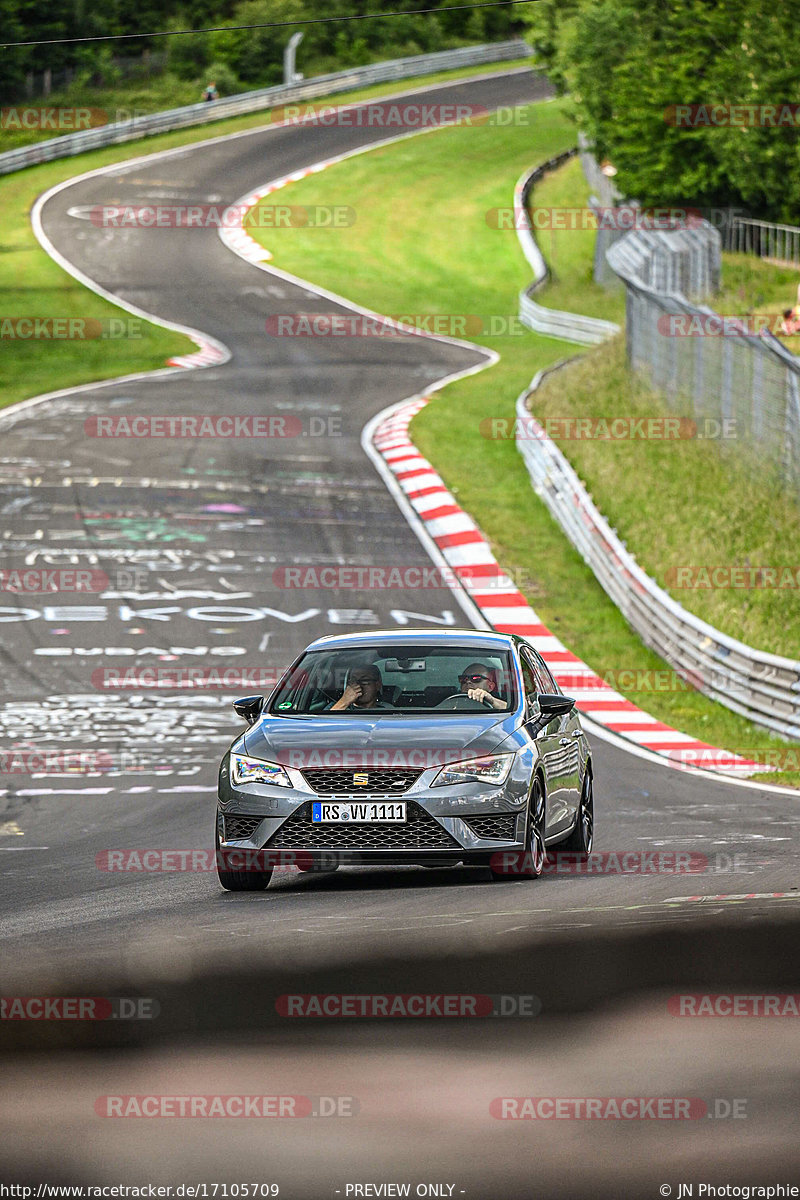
top-left (328, 664), bottom-right (393, 711)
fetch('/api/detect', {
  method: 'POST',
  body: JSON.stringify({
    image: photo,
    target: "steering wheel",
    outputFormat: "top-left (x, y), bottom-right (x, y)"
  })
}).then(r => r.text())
top-left (434, 692), bottom-right (494, 710)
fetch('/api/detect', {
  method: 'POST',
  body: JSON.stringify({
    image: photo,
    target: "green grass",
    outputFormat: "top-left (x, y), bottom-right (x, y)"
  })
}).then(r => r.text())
top-left (717, 251), bottom-right (800, 354)
top-left (0, 57), bottom-right (534, 150)
top-left (0, 62), bottom-right (532, 410)
top-left (249, 101), bottom-right (576, 339)
top-left (248, 99), bottom-right (800, 785)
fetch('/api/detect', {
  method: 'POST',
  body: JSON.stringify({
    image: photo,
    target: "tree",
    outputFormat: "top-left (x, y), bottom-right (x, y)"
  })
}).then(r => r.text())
top-left (523, 0), bottom-right (800, 222)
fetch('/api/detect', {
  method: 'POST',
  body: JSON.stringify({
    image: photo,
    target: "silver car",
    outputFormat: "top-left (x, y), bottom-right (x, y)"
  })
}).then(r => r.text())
top-left (215, 629), bottom-right (594, 890)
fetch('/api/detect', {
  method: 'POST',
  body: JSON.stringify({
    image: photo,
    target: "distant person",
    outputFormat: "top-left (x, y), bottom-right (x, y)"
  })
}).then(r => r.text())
top-left (202, 82), bottom-right (219, 102)
top-left (779, 282), bottom-right (800, 336)
top-left (779, 309), bottom-right (800, 336)
top-left (328, 664), bottom-right (392, 711)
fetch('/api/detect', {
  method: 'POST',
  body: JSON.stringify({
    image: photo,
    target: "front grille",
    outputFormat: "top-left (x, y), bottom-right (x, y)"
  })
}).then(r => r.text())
top-left (462, 812), bottom-right (519, 841)
top-left (301, 767), bottom-right (423, 795)
top-left (266, 801), bottom-right (459, 850)
top-left (223, 814), bottom-right (263, 841)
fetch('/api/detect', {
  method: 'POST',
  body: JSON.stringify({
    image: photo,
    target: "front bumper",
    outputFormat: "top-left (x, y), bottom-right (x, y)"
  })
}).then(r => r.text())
top-left (217, 764), bottom-right (529, 861)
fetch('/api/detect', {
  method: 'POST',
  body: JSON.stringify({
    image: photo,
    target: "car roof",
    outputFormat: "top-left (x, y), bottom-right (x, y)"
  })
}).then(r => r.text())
top-left (303, 628), bottom-right (520, 653)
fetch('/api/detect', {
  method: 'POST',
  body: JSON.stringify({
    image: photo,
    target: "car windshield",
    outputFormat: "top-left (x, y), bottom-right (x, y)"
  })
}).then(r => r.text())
top-left (268, 645), bottom-right (517, 715)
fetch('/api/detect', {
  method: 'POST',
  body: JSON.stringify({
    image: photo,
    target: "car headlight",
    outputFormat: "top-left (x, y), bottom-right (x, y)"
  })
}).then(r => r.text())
top-left (230, 753), bottom-right (292, 788)
top-left (431, 753), bottom-right (514, 787)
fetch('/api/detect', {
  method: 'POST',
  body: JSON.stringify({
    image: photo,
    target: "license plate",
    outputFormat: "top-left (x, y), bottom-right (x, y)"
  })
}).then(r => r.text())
top-left (311, 802), bottom-right (407, 823)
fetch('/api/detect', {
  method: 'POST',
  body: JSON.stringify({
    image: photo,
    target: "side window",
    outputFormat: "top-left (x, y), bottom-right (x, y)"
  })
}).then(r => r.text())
top-left (522, 648), bottom-right (555, 696)
top-left (520, 653), bottom-right (538, 705)
top-left (531, 649), bottom-right (558, 694)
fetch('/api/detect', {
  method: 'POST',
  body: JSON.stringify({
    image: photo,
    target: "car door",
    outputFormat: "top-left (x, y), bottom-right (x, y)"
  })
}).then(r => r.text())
top-left (519, 647), bottom-right (567, 837)
top-left (528, 648), bottom-right (582, 825)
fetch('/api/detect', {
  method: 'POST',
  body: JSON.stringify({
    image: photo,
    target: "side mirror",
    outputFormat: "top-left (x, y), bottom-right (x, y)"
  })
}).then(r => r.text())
top-left (537, 693), bottom-right (575, 718)
top-left (233, 695), bottom-right (264, 725)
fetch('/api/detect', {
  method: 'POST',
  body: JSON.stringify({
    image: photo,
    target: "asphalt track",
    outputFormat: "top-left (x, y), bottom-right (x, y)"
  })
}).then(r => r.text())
top-left (0, 68), bottom-right (798, 977)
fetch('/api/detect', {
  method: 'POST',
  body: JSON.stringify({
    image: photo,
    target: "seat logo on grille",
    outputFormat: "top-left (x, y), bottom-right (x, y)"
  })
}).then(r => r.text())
top-left (352, 773), bottom-right (369, 786)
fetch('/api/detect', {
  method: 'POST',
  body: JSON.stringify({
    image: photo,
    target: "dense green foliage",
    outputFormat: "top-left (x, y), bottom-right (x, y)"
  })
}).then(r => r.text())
top-left (523, 0), bottom-right (800, 222)
top-left (0, 0), bottom-right (521, 99)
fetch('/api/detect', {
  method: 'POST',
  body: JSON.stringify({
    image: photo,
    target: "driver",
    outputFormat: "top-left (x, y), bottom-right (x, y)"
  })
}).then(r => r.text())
top-left (328, 663), bottom-right (393, 711)
top-left (456, 662), bottom-right (508, 711)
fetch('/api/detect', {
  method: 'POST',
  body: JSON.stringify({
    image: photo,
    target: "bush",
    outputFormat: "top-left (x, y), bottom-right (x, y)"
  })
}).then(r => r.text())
top-left (169, 30), bottom-right (211, 81)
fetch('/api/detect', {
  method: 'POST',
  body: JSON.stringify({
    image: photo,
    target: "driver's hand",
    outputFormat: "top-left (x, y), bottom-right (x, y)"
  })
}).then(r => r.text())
top-left (467, 687), bottom-right (506, 710)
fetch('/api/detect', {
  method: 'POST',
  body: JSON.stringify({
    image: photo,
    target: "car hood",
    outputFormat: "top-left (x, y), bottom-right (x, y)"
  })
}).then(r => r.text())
top-left (242, 712), bottom-right (516, 764)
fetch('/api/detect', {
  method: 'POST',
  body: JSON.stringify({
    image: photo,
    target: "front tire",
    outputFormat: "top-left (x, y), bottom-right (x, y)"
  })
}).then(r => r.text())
top-left (557, 770), bottom-right (594, 857)
top-left (490, 777), bottom-right (546, 881)
top-left (215, 822), bottom-right (273, 891)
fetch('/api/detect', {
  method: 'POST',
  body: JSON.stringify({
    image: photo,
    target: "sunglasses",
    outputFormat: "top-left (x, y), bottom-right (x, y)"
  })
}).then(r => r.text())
top-left (459, 673), bottom-right (491, 684)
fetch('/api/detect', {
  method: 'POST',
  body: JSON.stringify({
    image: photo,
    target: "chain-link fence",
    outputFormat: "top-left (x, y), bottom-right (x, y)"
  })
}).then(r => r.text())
top-left (606, 225), bottom-right (800, 499)
top-left (723, 216), bottom-right (800, 267)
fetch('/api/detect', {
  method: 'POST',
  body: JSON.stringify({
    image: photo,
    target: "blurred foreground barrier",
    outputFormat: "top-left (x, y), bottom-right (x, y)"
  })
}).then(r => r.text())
top-left (2, 909), bottom-right (799, 1052)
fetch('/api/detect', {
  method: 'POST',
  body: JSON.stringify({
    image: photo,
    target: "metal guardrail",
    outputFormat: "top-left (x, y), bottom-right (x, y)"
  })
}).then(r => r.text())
top-left (724, 216), bottom-right (800, 266)
top-left (516, 361), bottom-right (800, 740)
top-left (515, 151), bottom-right (621, 346)
top-left (0, 40), bottom-right (531, 178)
